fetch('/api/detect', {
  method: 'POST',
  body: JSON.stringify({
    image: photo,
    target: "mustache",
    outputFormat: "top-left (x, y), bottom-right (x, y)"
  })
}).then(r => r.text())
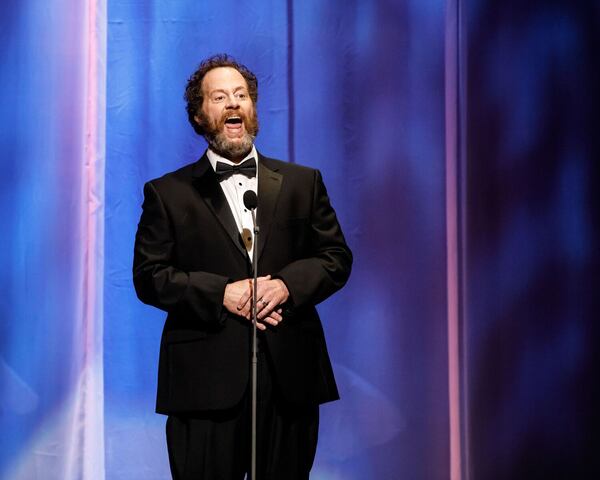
top-left (197, 108), bottom-right (259, 138)
top-left (218, 110), bottom-right (250, 128)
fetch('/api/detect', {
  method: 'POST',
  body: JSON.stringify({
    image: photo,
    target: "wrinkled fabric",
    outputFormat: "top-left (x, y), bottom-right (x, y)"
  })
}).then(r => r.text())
top-left (2, 0), bottom-right (596, 479)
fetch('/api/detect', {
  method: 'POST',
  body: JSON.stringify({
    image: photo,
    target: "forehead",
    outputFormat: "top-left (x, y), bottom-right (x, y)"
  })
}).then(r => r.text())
top-left (202, 67), bottom-right (248, 93)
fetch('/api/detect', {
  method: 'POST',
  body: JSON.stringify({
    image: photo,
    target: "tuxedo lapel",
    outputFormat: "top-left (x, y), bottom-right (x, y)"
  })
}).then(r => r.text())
top-left (191, 156), bottom-right (248, 259)
top-left (257, 157), bottom-right (283, 262)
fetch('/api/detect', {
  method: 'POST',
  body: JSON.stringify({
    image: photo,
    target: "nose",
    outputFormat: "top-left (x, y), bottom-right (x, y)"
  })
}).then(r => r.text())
top-left (225, 94), bottom-right (240, 109)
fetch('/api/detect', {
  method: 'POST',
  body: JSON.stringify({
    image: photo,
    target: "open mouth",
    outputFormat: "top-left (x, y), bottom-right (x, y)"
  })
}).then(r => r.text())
top-left (223, 115), bottom-right (244, 137)
top-left (224, 116), bottom-right (243, 125)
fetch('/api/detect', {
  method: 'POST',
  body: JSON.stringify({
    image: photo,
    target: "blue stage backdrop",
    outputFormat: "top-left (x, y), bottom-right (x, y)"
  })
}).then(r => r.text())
top-left (1, 0), bottom-right (598, 479)
top-left (103, 1), bottom-right (449, 478)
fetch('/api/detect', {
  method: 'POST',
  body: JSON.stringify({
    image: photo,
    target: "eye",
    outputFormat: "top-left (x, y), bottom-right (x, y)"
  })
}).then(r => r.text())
top-left (236, 92), bottom-right (248, 100)
top-left (212, 94), bottom-right (225, 103)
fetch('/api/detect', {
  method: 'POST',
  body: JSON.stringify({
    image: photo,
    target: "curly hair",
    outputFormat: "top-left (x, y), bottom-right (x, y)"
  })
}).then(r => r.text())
top-left (184, 54), bottom-right (258, 136)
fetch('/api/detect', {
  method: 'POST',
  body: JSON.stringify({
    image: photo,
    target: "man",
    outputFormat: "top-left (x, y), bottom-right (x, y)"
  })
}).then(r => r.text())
top-left (133, 54), bottom-right (352, 479)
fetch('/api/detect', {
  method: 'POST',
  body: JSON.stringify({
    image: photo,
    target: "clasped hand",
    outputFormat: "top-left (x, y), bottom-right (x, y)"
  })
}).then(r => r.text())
top-left (223, 275), bottom-right (289, 330)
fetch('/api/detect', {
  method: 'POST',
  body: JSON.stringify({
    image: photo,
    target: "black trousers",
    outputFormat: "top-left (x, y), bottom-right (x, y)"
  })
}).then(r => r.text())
top-left (166, 348), bottom-right (319, 480)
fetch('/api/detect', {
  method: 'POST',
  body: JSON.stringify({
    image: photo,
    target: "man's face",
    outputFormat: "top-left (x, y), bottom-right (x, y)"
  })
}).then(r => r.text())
top-left (195, 67), bottom-right (258, 162)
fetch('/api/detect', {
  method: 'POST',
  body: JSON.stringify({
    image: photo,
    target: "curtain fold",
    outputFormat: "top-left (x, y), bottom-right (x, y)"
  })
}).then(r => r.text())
top-left (0, 0), bottom-right (106, 478)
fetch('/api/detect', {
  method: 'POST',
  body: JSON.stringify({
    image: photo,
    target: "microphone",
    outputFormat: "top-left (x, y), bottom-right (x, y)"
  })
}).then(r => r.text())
top-left (244, 188), bottom-right (259, 480)
top-left (243, 190), bottom-right (258, 210)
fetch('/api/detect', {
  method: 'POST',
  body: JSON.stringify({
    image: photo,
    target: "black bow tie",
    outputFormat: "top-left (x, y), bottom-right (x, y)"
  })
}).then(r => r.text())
top-left (215, 158), bottom-right (257, 180)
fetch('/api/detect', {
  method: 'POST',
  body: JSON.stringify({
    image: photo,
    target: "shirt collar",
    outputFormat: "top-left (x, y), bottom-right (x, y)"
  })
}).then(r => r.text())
top-left (207, 145), bottom-right (258, 171)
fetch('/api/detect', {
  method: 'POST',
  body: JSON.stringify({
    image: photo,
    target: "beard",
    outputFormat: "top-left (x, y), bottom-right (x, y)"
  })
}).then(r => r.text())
top-left (199, 108), bottom-right (259, 161)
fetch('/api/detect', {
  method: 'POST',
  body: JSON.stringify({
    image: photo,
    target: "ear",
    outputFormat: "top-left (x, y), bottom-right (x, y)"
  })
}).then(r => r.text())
top-left (194, 115), bottom-right (201, 125)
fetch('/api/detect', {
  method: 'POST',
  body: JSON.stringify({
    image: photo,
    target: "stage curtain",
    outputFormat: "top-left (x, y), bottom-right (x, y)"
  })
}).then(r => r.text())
top-left (103, 1), bottom-right (449, 479)
top-left (0, 0), bottom-right (106, 478)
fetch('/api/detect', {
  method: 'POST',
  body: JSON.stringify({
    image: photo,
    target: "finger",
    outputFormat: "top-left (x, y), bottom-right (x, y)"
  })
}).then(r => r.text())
top-left (243, 276), bottom-right (271, 310)
top-left (240, 295), bottom-right (255, 317)
top-left (254, 294), bottom-right (269, 309)
top-left (242, 295), bottom-right (267, 319)
top-left (239, 303), bottom-right (251, 318)
top-left (257, 299), bottom-right (273, 319)
top-left (259, 297), bottom-right (271, 310)
top-left (237, 302), bottom-right (250, 317)
top-left (265, 308), bottom-right (284, 325)
top-left (252, 321), bottom-right (266, 331)
top-left (252, 317), bottom-right (267, 330)
top-left (237, 285), bottom-right (253, 311)
top-left (258, 299), bottom-right (281, 320)
top-left (261, 314), bottom-right (280, 326)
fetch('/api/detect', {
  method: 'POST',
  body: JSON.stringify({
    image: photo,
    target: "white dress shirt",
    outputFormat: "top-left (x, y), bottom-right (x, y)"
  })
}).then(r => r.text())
top-left (207, 146), bottom-right (258, 259)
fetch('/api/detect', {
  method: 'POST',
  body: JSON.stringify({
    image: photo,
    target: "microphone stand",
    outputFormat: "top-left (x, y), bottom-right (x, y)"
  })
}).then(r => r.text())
top-left (249, 208), bottom-right (259, 480)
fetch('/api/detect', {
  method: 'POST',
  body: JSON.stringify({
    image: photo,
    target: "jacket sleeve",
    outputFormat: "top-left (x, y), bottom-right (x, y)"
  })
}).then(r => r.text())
top-left (275, 170), bottom-right (353, 308)
top-left (132, 181), bottom-right (229, 323)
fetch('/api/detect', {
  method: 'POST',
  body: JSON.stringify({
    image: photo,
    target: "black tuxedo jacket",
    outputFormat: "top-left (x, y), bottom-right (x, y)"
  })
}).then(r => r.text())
top-left (133, 152), bottom-right (352, 414)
